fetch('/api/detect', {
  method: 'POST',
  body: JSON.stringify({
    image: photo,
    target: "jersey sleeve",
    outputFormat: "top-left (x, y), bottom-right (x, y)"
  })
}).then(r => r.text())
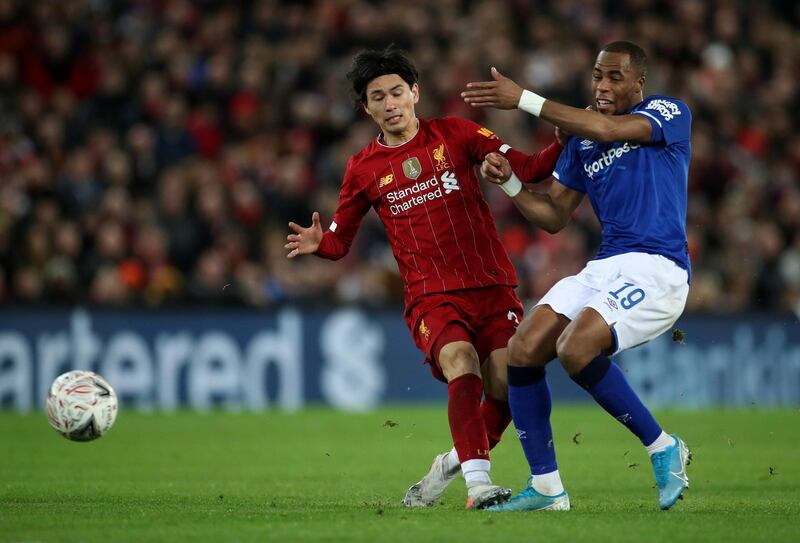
top-left (503, 140), bottom-right (563, 183)
top-left (634, 97), bottom-right (692, 146)
top-left (551, 137), bottom-right (586, 193)
top-left (447, 116), bottom-right (563, 183)
top-left (315, 158), bottom-right (371, 260)
top-left (448, 117), bottom-right (506, 163)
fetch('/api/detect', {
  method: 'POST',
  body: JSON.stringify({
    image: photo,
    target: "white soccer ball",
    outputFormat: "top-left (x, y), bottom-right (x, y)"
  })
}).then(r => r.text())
top-left (45, 370), bottom-right (118, 442)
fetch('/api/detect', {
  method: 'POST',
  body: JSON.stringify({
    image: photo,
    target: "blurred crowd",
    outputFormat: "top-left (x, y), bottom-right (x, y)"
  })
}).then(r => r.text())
top-left (1, 0), bottom-right (799, 314)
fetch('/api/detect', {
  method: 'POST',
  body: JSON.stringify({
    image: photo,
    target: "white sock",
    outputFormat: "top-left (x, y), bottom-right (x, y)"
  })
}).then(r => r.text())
top-left (444, 447), bottom-right (460, 473)
top-left (646, 431), bottom-right (676, 456)
top-left (531, 470), bottom-right (564, 496)
top-left (461, 459), bottom-right (491, 487)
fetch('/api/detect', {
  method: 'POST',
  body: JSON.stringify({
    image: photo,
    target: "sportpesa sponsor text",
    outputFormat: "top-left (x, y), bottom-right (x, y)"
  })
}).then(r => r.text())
top-left (583, 142), bottom-right (641, 178)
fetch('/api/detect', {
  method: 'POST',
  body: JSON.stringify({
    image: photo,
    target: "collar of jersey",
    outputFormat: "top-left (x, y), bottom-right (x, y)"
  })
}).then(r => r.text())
top-left (376, 118), bottom-right (421, 149)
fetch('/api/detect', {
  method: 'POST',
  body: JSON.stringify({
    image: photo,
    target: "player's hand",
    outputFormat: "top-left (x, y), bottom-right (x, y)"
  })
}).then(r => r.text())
top-left (461, 67), bottom-right (523, 110)
top-left (480, 152), bottom-right (512, 185)
top-left (285, 211), bottom-right (323, 258)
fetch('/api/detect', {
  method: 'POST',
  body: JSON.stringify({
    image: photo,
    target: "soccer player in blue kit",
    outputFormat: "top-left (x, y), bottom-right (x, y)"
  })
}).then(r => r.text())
top-left (461, 41), bottom-right (692, 511)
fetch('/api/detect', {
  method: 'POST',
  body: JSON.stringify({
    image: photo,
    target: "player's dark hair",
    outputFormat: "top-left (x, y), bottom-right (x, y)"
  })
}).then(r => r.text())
top-left (346, 45), bottom-right (419, 104)
top-left (601, 41), bottom-right (648, 77)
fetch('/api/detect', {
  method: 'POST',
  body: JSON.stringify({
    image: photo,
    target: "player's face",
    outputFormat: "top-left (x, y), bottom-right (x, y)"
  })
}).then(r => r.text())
top-left (363, 74), bottom-right (419, 143)
top-left (591, 51), bottom-right (645, 115)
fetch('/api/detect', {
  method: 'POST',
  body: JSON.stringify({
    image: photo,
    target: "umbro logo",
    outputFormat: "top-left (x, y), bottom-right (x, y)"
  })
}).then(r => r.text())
top-left (516, 429), bottom-right (527, 440)
top-left (580, 139), bottom-right (594, 150)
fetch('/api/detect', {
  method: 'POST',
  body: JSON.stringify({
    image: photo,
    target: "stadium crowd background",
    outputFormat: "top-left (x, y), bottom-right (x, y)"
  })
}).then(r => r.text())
top-left (0, 0), bottom-right (798, 315)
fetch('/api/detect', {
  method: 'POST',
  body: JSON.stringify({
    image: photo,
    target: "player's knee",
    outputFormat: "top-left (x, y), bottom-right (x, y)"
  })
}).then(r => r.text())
top-left (508, 330), bottom-right (546, 367)
top-left (555, 332), bottom-right (594, 373)
top-left (439, 343), bottom-right (481, 381)
top-left (508, 333), bottom-right (533, 366)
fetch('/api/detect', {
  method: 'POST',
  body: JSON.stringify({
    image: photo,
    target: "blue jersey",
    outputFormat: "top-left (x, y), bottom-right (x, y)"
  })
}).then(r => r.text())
top-left (552, 95), bottom-right (692, 279)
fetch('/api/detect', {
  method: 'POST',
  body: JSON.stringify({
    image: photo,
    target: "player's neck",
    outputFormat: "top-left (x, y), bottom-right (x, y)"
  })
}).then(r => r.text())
top-left (381, 118), bottom-right (420, 147)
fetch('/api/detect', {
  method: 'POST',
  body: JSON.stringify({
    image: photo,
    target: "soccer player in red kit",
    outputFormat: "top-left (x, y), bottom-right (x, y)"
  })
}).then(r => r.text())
top-left (285, 46), bottom-right (562, 509)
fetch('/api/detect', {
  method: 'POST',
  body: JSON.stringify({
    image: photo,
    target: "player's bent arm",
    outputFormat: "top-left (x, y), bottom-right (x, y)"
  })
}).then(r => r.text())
top-left (537, 100), bottom-right (653, 144)
top-left (298, 161), bottom-right (371, 260)
top-left (315, 230), bottom-right (349, 260)
top-left (461, 68), bottom-right (652, 144)
top-left (509, 180), bottom-right (584, 234)
top-left (503, 140), bottom-right (563, 183)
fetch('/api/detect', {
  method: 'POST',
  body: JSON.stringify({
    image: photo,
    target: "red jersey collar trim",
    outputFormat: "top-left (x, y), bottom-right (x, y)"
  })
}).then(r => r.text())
top-left (376, 118), bottom-right (421, 149)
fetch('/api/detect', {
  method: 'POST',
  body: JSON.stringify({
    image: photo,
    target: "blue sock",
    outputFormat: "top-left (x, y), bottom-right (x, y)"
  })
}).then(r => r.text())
top-left (507, 365), bottom-right (557, 475)
top-left (572, 355), bottom-right (662, 446)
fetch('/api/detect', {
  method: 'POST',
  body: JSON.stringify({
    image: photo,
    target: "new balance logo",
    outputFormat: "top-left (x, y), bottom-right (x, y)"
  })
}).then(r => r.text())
top-left (441, 171), bottom-right (460, 194)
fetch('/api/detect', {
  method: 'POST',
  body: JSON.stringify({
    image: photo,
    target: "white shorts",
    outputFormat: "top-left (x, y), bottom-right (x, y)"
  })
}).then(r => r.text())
top-left (536, 252), bottom-right (689, 354)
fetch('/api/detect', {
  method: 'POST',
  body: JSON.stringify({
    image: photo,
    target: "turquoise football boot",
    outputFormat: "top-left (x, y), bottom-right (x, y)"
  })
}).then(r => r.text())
top-left (486, 478), bottom-right (570, 512)
top-left (650, 434), bottom-right (691, 510)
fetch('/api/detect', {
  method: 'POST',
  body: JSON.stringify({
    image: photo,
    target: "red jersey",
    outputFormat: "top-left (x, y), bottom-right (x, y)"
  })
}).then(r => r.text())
top-left (316, 116), bottom-right (561, 307)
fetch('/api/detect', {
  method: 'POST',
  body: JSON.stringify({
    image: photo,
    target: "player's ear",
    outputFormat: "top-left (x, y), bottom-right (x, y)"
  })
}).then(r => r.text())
top-left (411, 83), bottom-right (419, 104)
top-left (635, 74), bottom-right (645, 94)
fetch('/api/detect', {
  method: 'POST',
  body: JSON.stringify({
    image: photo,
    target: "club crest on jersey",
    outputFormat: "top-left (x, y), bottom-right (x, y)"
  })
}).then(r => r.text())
top-left (432, 143), bottom-right (450, 171)
top-left (402, 157), bottom-right (422, 180)
top-left (477, 127), bottom-right (497, 140)
top-left (379, 173), bottom-right (394, 188)
top-left (419, 319), bottom-right (431, 341)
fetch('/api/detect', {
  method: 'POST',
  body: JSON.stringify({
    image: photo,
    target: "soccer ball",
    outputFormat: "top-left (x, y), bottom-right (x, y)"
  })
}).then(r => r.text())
top-left (45, 370), bottom-right (118, 442)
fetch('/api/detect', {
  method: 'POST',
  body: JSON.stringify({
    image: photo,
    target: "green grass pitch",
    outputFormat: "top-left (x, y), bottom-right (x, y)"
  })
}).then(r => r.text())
top-left (1, 406), bottom-right (798, 542)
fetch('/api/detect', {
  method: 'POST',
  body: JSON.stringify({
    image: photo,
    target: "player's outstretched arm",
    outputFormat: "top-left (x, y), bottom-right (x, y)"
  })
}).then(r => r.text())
top-left (482, 153), bottom-right (582, 234)
top-left (285, 212), bottom-right (323, 258)
top-left (462, 68), bottom-right (652, 144)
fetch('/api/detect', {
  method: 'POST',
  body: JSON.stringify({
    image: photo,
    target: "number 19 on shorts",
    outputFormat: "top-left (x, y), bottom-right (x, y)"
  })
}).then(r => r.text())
top-left (608, 282), bottom-right (645, 310)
